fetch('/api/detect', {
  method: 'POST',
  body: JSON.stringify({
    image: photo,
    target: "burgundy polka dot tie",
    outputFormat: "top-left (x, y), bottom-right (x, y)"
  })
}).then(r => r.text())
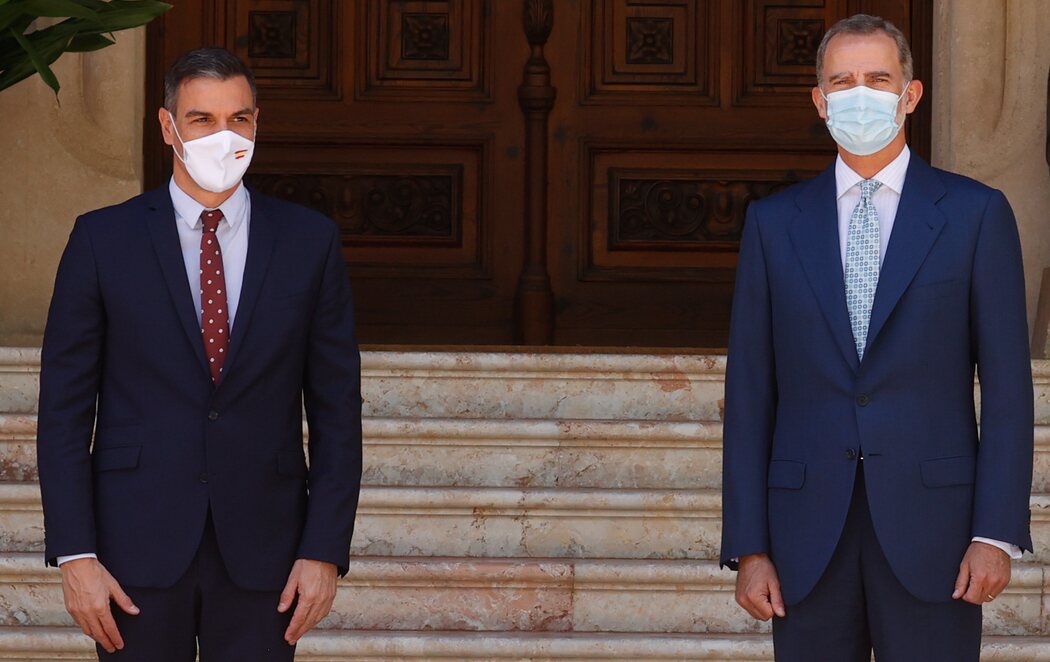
top-left (200, 210), bottom-right (229, 383)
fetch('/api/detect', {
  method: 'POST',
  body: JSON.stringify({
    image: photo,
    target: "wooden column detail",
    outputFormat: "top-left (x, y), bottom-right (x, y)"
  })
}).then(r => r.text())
top-left (514, 0), bottom-right (556, 344)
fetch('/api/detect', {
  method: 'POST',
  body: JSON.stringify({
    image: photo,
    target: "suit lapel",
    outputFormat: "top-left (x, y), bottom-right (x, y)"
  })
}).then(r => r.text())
top-left (865, 156), bottom-right (947, 355)
top-left (143, 189), bottom-right (211, 381)
top-left (788, 164), bottom-right (860, 373)
top-left (216, 189), bottom-right (277, 388)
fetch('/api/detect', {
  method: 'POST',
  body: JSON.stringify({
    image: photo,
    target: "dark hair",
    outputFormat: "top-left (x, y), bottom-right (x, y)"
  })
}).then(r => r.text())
top-left (164, 48), bottom-right (257, 113)
top-left (816, 14), bottom-right (913, 83)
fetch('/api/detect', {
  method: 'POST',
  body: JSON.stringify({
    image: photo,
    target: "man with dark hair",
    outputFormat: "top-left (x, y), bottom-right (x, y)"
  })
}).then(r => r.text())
top-left (721, 14), bottom-right (1033, 661)
top-left (37, 47), bottom-right (363, 659)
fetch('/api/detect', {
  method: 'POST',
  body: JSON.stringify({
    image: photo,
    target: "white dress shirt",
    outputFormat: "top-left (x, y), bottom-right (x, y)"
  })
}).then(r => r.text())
top-left (835, 146), bottom-right (1022, 561)
top-left (57, 179), bottom-right (251, 567)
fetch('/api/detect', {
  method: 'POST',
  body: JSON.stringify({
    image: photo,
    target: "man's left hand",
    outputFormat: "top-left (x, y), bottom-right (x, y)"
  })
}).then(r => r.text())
top-left (278, 559), bottom-right (338, 645)
top-left (952, 541), bottom-right (1011, 605)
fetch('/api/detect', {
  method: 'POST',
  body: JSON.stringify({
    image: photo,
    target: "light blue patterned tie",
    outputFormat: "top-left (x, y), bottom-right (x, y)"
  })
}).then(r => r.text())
top-left (845, 179), bottom-right (882, 360)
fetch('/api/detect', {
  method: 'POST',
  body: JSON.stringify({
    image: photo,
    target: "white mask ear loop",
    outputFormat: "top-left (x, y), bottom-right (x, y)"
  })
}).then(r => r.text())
top-left (167, 110), bottom-right (189, 163)
top-left (894, 81), bottom-right (911, 127)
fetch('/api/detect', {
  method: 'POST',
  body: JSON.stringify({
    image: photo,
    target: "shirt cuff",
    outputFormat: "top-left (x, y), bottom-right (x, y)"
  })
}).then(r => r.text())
top-left (56, 553), bottom-right (98, 566)
top-left (972, 537), bottom-right (1023, 560)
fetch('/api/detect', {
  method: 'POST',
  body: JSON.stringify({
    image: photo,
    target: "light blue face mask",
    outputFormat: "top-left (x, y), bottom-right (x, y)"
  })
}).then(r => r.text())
top-left (821, 83), bottom-right (910, 156)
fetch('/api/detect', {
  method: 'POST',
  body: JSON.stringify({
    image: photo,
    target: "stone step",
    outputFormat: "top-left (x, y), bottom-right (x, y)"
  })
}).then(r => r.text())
top-left (0, 482), bottom-right (720, 560)
top-left (0, 554), bottom-right (1042, 637)
top-left (7, 414), bottom-right (1050, 492)
top-left (8, 346), bottom-right (1050, 424)
top-left (10, 347), bottom-right (1050, 424)
top-left (3, 482), bottom-right (1050, 563)
top-left (0, 628), bottom-right (1048, 661)
top-left (0, 414), bottom-right (724, 489)
top-left (0, 348), bottom-right (729, 421)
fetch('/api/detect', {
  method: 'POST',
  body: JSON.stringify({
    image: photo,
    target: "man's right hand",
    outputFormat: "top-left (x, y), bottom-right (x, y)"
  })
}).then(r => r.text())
top-left (735, 553), bottom-right (786, 621)
top-left (60, 558), bottom-right (139, 653)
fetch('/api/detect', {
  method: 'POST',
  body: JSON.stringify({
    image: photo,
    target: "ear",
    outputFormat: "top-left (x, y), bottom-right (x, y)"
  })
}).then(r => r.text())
top-left (811, 86), bottom-right (828, 121)
top-left (903, 80), bottom-right (924, 114)
top-left (159, 108), bottom-right (176, 147)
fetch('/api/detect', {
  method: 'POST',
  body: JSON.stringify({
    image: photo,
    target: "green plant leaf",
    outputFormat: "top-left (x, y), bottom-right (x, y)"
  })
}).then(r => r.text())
top-left (8, 25), bottom-right (61, 93)
top-left (0, 4), bottom-right (28, 33)
top-left (64, 31), bottom-right (113, 53)
top-left (91, 1), bottom-right (171, 32)
top-left (0, 0), bottom-right (171, 95)
top-left (65, 30), bottom-right (111, 51)
top-left (23, 0), bottom-right (101, 22)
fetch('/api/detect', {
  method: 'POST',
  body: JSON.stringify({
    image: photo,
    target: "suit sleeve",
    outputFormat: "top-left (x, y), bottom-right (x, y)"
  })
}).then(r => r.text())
top-left (37, 217), bottom-right (104, 565)
top-left (297, 222), bottom-right (363, 575)
top-left (720, 204), bottom-right (778, 568)
top-left (970, 189), bottom-right (1034, 552)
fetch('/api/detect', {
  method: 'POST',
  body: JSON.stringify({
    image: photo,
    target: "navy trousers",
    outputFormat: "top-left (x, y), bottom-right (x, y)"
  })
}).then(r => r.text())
top-left (772, 463), bottom-right (982, 661)
top-left (97, 511), bottom-right (296, 661)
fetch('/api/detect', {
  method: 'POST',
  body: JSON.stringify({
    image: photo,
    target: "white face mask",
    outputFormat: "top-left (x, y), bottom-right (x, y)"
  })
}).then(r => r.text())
top-left (821, 83), bottom-right (909, 156)
top-left (168, 111), bottom-right (256, 193)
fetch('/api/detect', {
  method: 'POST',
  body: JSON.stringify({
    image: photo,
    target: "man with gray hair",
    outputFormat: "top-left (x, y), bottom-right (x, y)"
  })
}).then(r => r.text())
top-left (37, 47), bottom-right (363, 659)
top-left (721, 14), bottom-right (1033, 660)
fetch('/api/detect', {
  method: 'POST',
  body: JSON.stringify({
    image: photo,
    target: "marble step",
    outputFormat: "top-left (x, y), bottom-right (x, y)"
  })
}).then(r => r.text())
top-left (10, 347), bottom-right (1050, 424)
top-left (7, 414), bottom-right (1050, 492)
top-left (4, 482), bottom-right (1050, 563)
top-left (0, 482), bottom-right (721, 560)
top-left (0, 348), bottom-right (729, 421)
top-left (0, 554), bottom-right (1042, 637)
top-left (0, 628), bottom-right (1049, 661)
top-left (0, 414), bottom-right (724, 489)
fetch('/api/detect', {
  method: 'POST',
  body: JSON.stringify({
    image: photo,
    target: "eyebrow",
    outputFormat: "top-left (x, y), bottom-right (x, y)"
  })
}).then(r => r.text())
top-left (827, 70), bottom-right (896, 81)
top-left (183, 107), bottom-right (255, 118)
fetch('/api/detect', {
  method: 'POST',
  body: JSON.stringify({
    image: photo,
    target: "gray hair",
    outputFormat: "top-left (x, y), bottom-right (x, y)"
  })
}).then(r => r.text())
top-left (815, 14), bottom-right (913, 83)
top-left (164, 47), bottom-right (257, 113)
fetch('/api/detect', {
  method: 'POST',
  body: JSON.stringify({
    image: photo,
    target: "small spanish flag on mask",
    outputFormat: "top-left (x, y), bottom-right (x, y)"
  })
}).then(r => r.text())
top-left (234, 149), bottom-right (248, 160)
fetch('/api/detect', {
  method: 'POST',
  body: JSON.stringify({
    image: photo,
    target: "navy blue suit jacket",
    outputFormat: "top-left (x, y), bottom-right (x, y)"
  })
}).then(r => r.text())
top-left (720, 155), bottom-right (1034, 604)
top-left (37, 185), bottom-right (363, 591)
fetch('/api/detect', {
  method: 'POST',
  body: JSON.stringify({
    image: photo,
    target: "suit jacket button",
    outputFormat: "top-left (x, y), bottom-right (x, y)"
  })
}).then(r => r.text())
top-left (199, 473), bottom-right (208, 483)
top-left (846, 449), bottom-right (857, 460)
top-left (856, 394), bottom-right (870, 406)
top-left (208, 411), bottom-right (219, 421)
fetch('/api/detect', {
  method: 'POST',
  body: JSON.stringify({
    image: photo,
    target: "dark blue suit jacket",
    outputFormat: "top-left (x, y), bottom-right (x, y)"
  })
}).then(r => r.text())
top-left (37, 185), bottom-right (363, 591)
top-left (720, 155), bottom-right (1034, 604)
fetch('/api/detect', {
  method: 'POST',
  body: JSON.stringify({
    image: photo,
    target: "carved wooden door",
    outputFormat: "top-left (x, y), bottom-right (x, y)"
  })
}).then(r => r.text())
top-left (145, 0), bottom-right (931, 347)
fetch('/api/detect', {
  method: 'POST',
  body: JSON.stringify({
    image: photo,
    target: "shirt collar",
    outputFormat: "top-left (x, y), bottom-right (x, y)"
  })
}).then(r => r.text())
top-left (169, 177), bottom-right (248, 232)
top-left (834, 144), bottom-right (911, 199)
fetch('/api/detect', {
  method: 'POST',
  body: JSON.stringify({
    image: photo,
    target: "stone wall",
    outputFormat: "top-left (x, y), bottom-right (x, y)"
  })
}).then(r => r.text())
top-left (2, 7), bottom-right (1050, 346)
top-left (933, 0), bottom-right (1050, 336)
top-left (0, 29), bottom-right (145, 345)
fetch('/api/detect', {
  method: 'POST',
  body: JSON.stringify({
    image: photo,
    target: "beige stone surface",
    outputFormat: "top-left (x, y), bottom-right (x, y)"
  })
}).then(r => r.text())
top-left (0, 32), bottom-right (146, 344)
top-left (0, 413), bottom-right (725, 488)
top-left (0, 553), bottom-right (1040, 638)
top-left (933, 0), bottom-right (1050, 336)
top-left (15, 413), bottom-right (1050, 490)
top-left (5, 349), bottom-right (1050, 653)
top-left (4, 627), bottom-right (1050, 662)
top-left (362, 351), bottom-right (727, 422)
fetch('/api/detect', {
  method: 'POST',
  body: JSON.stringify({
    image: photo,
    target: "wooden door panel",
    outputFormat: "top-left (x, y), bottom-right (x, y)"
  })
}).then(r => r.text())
top-left (147, 0), bottom-right (525, 345)
top-left (543, 0), bottom-right (930, 347)
top-left (582, 0), bottom-right (719, 105)
top-left (146, 0), bottom-right (931, 347)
